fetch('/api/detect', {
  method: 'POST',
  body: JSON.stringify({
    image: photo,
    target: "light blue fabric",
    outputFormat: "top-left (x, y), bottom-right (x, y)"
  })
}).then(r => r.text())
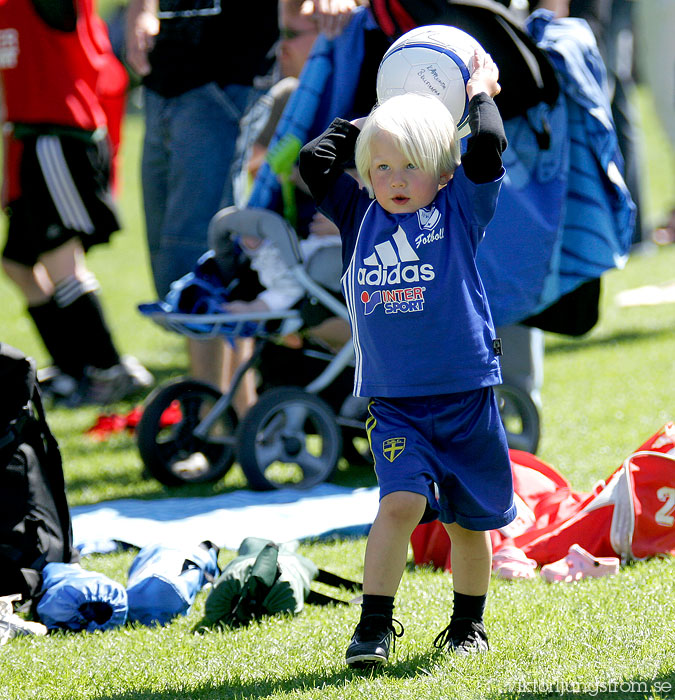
top-left (142, 82), bottom-right (261, 298)
top-left (126, 542), bottom-right (219, 626)
top-left (313, 6), bottom-right (375, 128)
top-left (528, 12), bottom-right (635, 294)
top-left (71, 484), bottom-right (379, 555)
top-left (37, 562), bottom-right (128, 632)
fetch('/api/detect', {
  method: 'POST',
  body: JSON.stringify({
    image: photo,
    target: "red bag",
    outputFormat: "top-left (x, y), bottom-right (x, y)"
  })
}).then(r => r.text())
top-left (517, 423), bottom-right (675, 563)
top-left (411, 423), bottom-right (675, 570)
top-left (410, 449), bottom-right (586, 571)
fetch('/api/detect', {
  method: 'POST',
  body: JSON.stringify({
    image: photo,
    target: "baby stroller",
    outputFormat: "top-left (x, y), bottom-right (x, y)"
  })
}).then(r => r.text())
top-left (136, 206), bottom-right (370, 491)
top-left (136, 206), bottom-right (541, 491)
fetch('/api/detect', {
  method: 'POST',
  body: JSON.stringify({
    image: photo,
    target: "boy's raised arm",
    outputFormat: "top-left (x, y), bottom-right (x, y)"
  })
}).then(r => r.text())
top-left (299, 118), bottom-right (361, 204)
top-left (462, 52), bottom-right (507, 185)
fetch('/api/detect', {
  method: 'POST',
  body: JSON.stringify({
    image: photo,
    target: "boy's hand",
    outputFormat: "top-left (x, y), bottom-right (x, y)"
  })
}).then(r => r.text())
top-left (466, 50), bottom-right (501, 100)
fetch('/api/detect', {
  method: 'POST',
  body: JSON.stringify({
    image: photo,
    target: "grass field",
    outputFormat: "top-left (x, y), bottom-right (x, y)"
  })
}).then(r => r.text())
top-left (0, 87), bottom-right (674, 699)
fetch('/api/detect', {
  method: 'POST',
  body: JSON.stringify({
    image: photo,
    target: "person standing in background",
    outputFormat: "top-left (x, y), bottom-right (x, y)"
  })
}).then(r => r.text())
top-left (0, 0), bottom-right (153, 406)
top-left (124, 0), bottom-right (280, 395)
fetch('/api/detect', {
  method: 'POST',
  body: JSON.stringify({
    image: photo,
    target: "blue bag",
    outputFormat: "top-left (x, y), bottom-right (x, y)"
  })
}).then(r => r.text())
top-left (37, 562), bottom-right (128, 632)
top-left (126, 541), bottom-right (219, 626)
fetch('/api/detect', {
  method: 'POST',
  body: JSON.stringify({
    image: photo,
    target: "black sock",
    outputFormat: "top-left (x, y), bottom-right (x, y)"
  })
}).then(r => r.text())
top-left (359, 594), bottom-right (394, 624)
top-left (28, 298), bottom-right (84, 378)
top-left (53, 276), bottom-right (120, 371)
top-left (451, 591), bottom-right (486, 624)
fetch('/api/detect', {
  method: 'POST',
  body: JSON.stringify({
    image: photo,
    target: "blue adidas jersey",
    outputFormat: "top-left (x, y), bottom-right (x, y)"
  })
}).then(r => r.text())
top-left (319, 167), bottom-right (504, 398)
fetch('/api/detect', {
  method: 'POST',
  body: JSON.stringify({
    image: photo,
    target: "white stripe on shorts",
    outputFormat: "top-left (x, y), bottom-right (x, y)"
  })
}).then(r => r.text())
top-left (53, 272), bottom-right (100, 308)
top-left (36, 135), bottom-right (95, 235)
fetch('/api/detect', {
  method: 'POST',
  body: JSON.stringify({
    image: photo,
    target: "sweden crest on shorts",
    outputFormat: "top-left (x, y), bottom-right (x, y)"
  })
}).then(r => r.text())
top-left (383, 437), bottom-right (406, 462)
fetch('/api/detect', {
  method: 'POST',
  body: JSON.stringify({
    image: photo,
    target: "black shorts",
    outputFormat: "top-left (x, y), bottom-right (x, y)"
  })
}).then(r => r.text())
top-left (2, 132), bottom-right (121, 266)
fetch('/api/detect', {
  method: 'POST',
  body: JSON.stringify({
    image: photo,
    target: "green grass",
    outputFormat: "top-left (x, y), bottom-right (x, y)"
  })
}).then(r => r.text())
top-left (0, 92), bottom-right (674, 699)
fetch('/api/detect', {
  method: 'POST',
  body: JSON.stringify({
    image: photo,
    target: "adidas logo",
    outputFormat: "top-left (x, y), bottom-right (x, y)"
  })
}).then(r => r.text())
top-left (357, 226), bottom-right (435, 286)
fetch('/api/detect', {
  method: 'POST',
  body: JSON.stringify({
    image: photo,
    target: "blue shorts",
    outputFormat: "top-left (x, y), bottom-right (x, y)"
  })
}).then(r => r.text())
top-left (366, 387), bottom-right (516, 531)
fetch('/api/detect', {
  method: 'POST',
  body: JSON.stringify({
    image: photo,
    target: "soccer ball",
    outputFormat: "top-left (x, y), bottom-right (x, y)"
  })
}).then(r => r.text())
top-left (376, 25), bottom-right (486, 135)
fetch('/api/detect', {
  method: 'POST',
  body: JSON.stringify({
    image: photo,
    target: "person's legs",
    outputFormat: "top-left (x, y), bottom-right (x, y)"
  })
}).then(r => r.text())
top-left (431, 522), bottom-right (491, 656)
top-left (1, 255), bottom-right (84, 385)
top-left (363, 491), bottom-right (427, 596)
top-left (142, 84), bottom-right (261, 391)
top-left (222, 337), bottom-right (258, 416)
top-left (430, 389), bottom-right (513, 655)
top-left (345, 490), bottom-right (426, 668)
top-left (2, 129), bottom-right (151, 403)
top-left (141, 88), bottom-right (171, 300)
top-left (5, 238), bottom-right (151, 404)
top-left (496, 323), bottom-right (544, 412)
top-left (187, 337), bottom-right (226, 391)
top-left (1, 258), bottom-right (52, 306)
top-left (143, 83), bottom-right (259, 300)
top-left (187, 336), bottom-right (257, 414)
top-left (4, 239), bottom-right (116, 374)
top-left (38, 239), bottom-right (119, 372)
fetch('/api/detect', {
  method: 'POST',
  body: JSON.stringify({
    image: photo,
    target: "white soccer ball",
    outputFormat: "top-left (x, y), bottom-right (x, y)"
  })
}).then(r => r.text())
top-left (376, 25), bottom-right (486, 135)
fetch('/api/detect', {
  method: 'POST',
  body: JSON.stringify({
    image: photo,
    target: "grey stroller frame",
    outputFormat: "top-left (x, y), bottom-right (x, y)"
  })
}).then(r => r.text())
top-left (136, 206), bottom-right (369, 490)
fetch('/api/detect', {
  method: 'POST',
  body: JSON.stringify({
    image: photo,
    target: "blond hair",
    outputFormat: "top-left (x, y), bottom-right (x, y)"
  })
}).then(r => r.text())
top-left (355, 93), bottom-right (461, 197)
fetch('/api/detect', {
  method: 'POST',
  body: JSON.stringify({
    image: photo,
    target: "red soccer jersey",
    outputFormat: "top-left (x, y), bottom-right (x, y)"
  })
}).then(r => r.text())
top-left (0, 0), bottom-right (126, 134)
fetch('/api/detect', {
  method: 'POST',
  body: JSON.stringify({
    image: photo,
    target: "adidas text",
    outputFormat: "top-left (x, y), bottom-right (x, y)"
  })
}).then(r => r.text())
top-left (357, 263), bottom-right (435, 286)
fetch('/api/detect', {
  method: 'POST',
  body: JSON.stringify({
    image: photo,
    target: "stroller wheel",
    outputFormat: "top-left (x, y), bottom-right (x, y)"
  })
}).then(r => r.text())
top-left (494, 383), bottom-right (541, 454)
top-left (137, 378), bottom-right (237, 486)
top-left (236, 386), bottom-right (342, 491)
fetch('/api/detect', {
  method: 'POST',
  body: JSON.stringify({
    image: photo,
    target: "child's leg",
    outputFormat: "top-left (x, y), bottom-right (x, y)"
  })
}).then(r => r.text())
top-left (363, 490), bottom-right (427, 595)
top-left (434, 522), bottom-right (492, 655)
top-left (346, 490), bottom-right (426, 668)
top-left (444, 522), bottom-right (491, 595)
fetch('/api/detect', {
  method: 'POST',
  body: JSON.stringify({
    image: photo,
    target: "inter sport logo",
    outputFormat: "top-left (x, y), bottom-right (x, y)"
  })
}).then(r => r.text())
top-left (361, 289), bottom-right (383, 315)
top-left (361, 287), bottom-right (426, 315)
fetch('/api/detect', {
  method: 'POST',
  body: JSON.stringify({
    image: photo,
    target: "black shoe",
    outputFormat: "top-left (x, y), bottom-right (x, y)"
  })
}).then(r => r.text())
top-left (37, 366), bottom-right (80, 404)
top-left (433, 618), bottom-right (489, 656)
top-left (345, 615), bottom-right (404, 669)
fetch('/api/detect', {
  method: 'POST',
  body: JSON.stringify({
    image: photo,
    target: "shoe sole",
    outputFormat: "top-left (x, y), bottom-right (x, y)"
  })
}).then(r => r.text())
top-left (346, 653), bottom-right (388, 669)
